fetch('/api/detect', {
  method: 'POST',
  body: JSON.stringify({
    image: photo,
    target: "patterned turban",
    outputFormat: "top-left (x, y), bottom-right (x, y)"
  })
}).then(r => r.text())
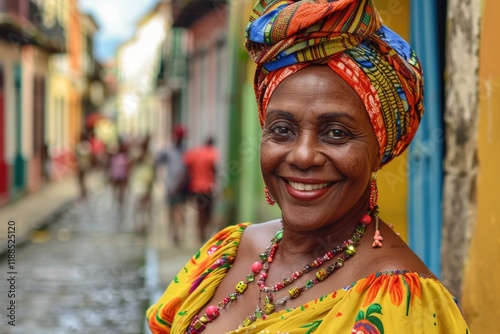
top-left (245, 0), bottom-right (424, 166)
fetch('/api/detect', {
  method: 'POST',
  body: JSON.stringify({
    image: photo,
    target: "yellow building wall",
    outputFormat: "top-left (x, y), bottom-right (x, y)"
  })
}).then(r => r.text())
top-left (373, 0), bottom-right (410, 240)
top-left (69, 91), bottom-right (81, 147)
top-left (68, 0), bottom-right (83, 147)
top-left (461, 0), bottom-right (500, 330)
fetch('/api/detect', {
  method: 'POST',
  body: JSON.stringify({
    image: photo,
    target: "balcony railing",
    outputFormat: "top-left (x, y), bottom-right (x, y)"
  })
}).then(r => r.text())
top-left (0, 0), bottom-right (28, 20)
top-left (172, 0), bottom-right (227, 27)
top-left (0, 0), bottom-right (65, 53)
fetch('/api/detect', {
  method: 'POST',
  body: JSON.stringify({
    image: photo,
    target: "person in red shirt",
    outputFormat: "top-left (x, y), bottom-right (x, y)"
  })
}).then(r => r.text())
top-left (184, 136), bottom-right (218, 243)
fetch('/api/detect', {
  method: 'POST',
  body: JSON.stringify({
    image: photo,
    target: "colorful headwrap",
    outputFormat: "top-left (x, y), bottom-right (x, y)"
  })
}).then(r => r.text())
top-left (245, 0), bottom-right (424, 166)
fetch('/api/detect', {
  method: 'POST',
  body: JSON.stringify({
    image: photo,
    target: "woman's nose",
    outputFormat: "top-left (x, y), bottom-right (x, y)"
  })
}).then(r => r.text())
top-left (286, 131), bottom-right (325, 169)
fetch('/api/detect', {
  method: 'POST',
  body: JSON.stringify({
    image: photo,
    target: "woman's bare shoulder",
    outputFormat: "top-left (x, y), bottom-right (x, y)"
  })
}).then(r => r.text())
top-left (357, 220), bottom-right (436, 279)
top-left (238, 219), bottom-right (282, 253)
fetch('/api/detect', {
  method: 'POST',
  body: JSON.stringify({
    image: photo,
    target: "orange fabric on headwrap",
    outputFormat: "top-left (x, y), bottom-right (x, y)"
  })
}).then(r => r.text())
top-left (245, 0), bottom-right (424, 166)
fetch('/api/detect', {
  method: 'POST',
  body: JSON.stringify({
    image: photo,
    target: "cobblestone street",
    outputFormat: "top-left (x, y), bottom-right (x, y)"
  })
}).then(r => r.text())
top-left (1, 180), bottom-right (149, 334)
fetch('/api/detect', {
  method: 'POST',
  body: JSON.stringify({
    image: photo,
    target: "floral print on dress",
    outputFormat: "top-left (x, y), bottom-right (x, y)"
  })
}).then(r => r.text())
top-left (356, 271), bottom-right (422, 314)
top-left (146, 223), bottom-right (470, 334)
top-left (352, 303), bottom-right (384, 334)
top-left (300, 319), bottom-right (322, 334)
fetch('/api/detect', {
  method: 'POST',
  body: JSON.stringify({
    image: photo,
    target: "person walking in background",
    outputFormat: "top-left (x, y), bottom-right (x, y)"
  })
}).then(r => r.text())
top-left (130, 135), bottom-right (155, 233)
top-left (75, 132), bottom-right (93, 200)
top-left (42, 143), bottom-right (51, 182)
top-left (108, 138), bottom-right (130, 210)
top-left (89, 129), bottom-right (107, 171)
top-left (184, 136), bottom-right (218, 244)
top-left (156, 125), bottom-right (189, 245)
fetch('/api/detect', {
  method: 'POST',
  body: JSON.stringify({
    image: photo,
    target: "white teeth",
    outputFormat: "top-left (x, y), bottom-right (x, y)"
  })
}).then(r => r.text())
top-left (289, 181), bottom-right (329, 191)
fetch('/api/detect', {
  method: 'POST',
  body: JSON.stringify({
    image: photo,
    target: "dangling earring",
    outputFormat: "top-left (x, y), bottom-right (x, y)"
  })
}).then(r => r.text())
top-left (264, 186), bottom-right (275, 206)
top-left (369, 173), bottom-right (383, 248)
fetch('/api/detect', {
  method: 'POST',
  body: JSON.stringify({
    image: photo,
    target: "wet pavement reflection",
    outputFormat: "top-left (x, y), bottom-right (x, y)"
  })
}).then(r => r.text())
top-left (1, 183), bottom-right (148, 334)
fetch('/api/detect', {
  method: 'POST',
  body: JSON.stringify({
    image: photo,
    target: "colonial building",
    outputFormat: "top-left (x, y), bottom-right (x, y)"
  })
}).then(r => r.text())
top-left (0, 0), bottom-right (65, 204)
top-left (159, 0), bottom-right (230, 230)
top-left (115, 2), bottom-right (170, 150)
top-left (0, 0), bottom-right (103, 205)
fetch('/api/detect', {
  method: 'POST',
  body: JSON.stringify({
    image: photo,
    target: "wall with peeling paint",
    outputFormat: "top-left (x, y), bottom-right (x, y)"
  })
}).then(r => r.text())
top-left (461, 0), bottom-right (500, 330)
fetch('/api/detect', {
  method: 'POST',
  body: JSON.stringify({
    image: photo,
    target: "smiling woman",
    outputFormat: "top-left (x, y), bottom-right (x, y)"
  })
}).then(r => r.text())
top-left (260, 66), bottom-right (381, 230)
top-left (146, 0), bottom-right (471, 333)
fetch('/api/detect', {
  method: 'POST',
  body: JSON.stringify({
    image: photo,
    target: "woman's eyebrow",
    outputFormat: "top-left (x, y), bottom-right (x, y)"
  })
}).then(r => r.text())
top-left (266, 109), bottom-right (295, 120)
top-left (317, 112), bottom-right (356, 123)
top-left (266, 110), bottom-right (357, 123)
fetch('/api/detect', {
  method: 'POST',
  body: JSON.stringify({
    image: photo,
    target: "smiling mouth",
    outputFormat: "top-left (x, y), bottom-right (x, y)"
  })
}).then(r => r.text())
top-left (288, 181), bottom-right (330, 191)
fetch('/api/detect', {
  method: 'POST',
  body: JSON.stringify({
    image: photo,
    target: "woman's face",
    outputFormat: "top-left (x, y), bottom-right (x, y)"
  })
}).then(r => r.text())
top-left (260, 65), bottom-right (381, 231)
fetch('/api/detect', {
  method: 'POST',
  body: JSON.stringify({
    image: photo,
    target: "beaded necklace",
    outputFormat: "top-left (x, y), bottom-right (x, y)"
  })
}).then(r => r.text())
top-left (188, 216), bottom-right (370, 334)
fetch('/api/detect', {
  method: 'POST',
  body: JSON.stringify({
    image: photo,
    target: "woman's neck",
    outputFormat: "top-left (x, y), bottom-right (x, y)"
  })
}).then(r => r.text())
top-left (277, 210), bottom-right (366, 264)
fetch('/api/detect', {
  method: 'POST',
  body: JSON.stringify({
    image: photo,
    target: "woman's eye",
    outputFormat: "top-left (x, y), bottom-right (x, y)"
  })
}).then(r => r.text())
top-left (272, 126), bottom-right (290, 135)
top-left (327, 129), bottom-right (347, 138)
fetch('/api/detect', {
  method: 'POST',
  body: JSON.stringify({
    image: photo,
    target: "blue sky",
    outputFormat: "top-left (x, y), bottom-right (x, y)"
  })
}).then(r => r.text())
top-left (78, 0), bottom-right (159, 62)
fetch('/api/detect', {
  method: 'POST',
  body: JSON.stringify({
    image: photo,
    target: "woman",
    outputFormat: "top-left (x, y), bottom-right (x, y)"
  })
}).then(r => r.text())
top-left (108, 139), bottom-right (130, 208)
top-left (131, 136), bottom-right (155, 232)
top-left (147, 0), bottom-right (470, 333)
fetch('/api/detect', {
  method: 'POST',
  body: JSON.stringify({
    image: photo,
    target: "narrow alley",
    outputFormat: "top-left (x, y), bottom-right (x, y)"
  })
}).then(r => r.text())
top-left (1, 178), bottom-right (149, 334)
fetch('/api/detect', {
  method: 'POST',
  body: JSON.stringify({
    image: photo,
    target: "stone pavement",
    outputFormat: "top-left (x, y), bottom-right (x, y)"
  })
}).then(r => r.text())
top-left (0, 174), bottom-right (88, 256)
top-left (2, 183), bottom-right (147, 334)
top-left (143, 185), bottom-right (202, 330)
top-left (0, 169), bottom-right (203, 333)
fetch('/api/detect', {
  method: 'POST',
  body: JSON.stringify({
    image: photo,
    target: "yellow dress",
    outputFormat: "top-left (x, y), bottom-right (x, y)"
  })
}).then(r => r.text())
top-left (147, 223), bottom-right (470, 333)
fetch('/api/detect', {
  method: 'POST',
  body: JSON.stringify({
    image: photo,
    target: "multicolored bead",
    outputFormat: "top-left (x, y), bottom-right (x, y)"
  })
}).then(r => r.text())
top-left (205, 305), bottom-right (219, 319)
top-left (288, 286), bottom-right (300, 298)
top-left (264, 303), bottom-right (276, 315)
top-left (251, 261), bottom-right (263, 274)
top-left (189, 316), bottom-right (206, 332)
top-left (316, 268), bottom-right (327, 281)
top-left (242, 317), bottom-right (253, 327)
top-left (235, 281), bottom-right (248, 293)
top-left (361, 214), bottom-right (372, 224)
top-left (345, 244), bottom-right (356, 256)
